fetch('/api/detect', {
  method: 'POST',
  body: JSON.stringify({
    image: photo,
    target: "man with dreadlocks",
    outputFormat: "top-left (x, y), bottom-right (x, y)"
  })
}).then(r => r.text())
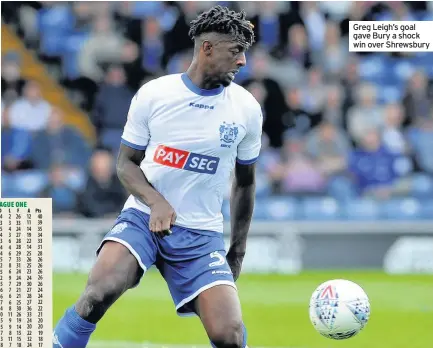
top-left (53, 5), bottom-right (261, 348)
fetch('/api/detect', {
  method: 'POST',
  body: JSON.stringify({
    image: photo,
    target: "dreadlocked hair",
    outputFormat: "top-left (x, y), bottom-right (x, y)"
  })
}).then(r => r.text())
top-left (188, 5), bottom-right (255, 49)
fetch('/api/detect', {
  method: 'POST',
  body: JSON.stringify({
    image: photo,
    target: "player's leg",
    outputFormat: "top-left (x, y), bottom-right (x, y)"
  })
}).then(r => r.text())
top-left (155, 228), bottom-right (248, 348)
top-left (76, 240), bottom-right (143, 323)
top-left (53, 208), bottom-right (157, 348)
top-left (53, 241), bottom-right (142, 348)
top-left (195, 285), bottom-right (248, 348)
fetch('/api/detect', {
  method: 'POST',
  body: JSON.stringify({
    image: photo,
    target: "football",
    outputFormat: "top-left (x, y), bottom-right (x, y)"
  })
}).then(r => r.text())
top-left (309, 279), bottom-right (371, 340)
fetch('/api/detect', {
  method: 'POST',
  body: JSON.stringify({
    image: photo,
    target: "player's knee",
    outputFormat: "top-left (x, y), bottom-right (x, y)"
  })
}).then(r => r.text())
top-left (77, 277), bottom-right (124, 320)
top-left (209, 320), bottom-right (244, 348)
top-left (87, 277), bottom-right (125, 307)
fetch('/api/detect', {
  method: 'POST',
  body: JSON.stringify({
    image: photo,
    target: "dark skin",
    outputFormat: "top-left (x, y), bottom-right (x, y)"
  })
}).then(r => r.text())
top-left (116, 148), bottom-right (256, 278)
top-left (116, 144), bottom-right (176, 237)
top-left (73, 32), bottom-right (256, 348)
top-left (186, 33), bottom-right (254, 282)
top-left (186, 32), bottom-right (247, 89)
top-left (117, 33), bottom-right (255, 346)
top-left (117, 31), bottom-right (254, 255)
top-left (116, 32), bottom-right (249, 238)
top-left (226, 161), bottom-right (256, 281)
top-left (117, 33), bottom-right (256, 347)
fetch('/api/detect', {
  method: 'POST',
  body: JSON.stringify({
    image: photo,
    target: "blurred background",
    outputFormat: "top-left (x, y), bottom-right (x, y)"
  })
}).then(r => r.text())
top-left (1, 1), bottom-right (433, 348)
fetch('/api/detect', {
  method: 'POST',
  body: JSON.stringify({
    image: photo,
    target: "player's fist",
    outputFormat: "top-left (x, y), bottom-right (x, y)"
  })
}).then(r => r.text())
top-left (148, 198), bottom-right (176, 236)
top-left (226, 248), bottom-right (245, 281)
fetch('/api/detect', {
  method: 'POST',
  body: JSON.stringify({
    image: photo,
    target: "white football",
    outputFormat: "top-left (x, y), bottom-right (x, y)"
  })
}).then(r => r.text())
top-left (309, 279), bottom-right (371, 340)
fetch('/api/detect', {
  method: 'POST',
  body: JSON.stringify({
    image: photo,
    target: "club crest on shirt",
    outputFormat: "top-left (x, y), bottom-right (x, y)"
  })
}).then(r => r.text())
top-left (219, 122), bottom-right (238, 148)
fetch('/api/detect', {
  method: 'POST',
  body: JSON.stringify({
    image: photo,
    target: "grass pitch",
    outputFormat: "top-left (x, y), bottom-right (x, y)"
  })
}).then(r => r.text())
top-left (53, 270), bottom-right (433, 348)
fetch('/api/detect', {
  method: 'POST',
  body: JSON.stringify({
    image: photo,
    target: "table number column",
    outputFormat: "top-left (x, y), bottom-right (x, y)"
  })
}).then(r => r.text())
top-left (0, 207), bottom-right (5, 348)
top-left (15, 207), bottom-right (23, 348)
top-left (8, 207), bottom-right (16, 348)
top-left (0, 199), bottom-right (52, 348)
top-left (36, 208), bottom-right (48, 347)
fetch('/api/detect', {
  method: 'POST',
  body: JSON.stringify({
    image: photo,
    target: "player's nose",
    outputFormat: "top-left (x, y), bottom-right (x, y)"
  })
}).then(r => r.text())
top-left (236, 52), bottom-right (246, 67)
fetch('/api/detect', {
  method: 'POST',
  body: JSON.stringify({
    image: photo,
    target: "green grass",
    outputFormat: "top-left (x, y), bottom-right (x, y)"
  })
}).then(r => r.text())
top-left (53, 270), bottom-right (433, 348)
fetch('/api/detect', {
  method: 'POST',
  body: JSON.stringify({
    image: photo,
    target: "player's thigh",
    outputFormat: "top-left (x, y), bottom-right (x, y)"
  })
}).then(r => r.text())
top-left (86, 240), bottom-right (142, 293)
top-left (97, 208), bottom-right (158, 275)
top-left (156, 229), bottom-right (235, 316)
top-left (81, 208), bottom-right (158, 300)
top-left (195, 284), bottom-right (243, 339)
top-left (75, 240), bottom-right (143, 322)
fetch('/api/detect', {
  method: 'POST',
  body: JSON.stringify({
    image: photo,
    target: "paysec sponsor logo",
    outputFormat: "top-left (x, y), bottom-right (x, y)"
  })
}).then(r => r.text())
top-left (153, 145), bottom-right (219, 174)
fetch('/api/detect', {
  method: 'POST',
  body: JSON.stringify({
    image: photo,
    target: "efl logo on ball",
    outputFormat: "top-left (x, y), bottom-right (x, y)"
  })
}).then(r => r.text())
top-left (309, 279), bottom-right (371, 340)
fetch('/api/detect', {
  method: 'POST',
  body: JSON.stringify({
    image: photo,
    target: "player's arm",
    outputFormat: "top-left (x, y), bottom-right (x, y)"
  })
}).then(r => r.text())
top-left (117, 88), bottom-right (176, 234)
top-left (116, 144), bottom-right (163, 207)
top-left (227, 162), bottom-right (256, 277)
top-left (227, 101), bottom-right (263, 280)
top-left (117, 145), bottom-right (176, 234)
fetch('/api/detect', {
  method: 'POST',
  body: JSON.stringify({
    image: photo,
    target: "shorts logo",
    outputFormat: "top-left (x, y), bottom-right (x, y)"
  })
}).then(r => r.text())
top-left (219, 122), bottom-right (238, 148)
top-left (52, 333), bottom-right (64, 348)
top-left (209, 251), bottom-right (225, 267)
top-left (212, 270), bottom-right (231, 275)
top-left (154, 145), bottom-right (219, 174)
top-left (110, 222), bottom-right (128, 235)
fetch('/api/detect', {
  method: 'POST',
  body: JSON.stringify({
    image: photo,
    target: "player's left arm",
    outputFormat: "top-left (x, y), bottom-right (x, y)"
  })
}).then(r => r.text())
top-left (227, 100), bottom-right (263, 281)
top-left (227, 161), bottom-right (256, 281)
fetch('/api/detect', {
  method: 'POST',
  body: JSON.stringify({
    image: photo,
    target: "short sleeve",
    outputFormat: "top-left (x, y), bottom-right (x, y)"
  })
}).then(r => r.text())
top-left (121, 87), bottom-right (152, 150)
top-left (236, 104), bottom-right (263, 164)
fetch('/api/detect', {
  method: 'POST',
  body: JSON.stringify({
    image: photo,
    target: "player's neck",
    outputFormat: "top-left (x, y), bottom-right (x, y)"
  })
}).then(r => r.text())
top-left (185, 64), bottom-right (220, 91)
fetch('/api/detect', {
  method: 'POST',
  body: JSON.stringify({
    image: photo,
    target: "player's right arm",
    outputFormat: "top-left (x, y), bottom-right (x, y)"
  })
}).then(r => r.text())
top-left (116, 87), bottom-right (176, 234)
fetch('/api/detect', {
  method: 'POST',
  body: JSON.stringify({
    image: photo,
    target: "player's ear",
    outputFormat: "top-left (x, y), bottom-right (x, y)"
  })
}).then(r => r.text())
top-left (202, 41), bottom-right (213, 56)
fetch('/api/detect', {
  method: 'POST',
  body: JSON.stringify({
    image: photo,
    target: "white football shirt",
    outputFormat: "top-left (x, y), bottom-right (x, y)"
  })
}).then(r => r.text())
top-left (121, 73), bottom-right (263, 233)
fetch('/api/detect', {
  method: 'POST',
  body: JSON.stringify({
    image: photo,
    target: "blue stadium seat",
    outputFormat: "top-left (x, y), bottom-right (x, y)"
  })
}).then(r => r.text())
top-left (2, 170), bottom-right (49, 198)
top-left (2, 172), bottom-right (40, 198)
top-left (262, 197), bottom-right (299, 221)
top-left (37, 5), bottom-right (74, 57)
top-left (381, 198), bottom-right (422, 220)
top-left (343, 199), bottom-right (380, 220)
top-left (327, 176), bottom-right (357, 202)
top-left (62, 32), bottom-right (90, 79)
top-left (300, 197), bottom-right (341, 220)
top-left (409, 51), bottom-right (433, 77)
top-left (358, 55), bottom-right (386, 84)
top-left (250, 199), bottom-right (273, 220)
top-left (100, 129), bottom-right (123, 153)
top-left (419, 200), bottom-right (433, 219)
top-left (421, 11), bottom-right (433, 21)
top-left (377, 84), bottom-right (404, 104)
top-left (411, 174), bottom-right (433, 198)
top-left (50, 187), bottom-right (77, 212)
top-left (417, 55), bottom-right (433, 78)
top-left (254, 172), bottom-right (272, 198)
top-left (39, 35), bottom-right (68, 57)
top-left (130, 1), bottom-right (162, 18)
top-left (223, 197), bottom-right (299, 221)
top-left (386, 59), bottom-right (415, 84)
top-left (374, 11), bottom-right (415, 21)
top-left (37, 5), bottom-right (74, 35)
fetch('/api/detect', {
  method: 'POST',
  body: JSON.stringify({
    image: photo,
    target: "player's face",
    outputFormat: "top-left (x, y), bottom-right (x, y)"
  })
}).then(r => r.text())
top-left (209, 40), bottom-right (247, 87)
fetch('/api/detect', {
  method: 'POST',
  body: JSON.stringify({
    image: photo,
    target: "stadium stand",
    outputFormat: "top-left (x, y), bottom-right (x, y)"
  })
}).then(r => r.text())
top-left (2, 1), bottom-right (433, 219)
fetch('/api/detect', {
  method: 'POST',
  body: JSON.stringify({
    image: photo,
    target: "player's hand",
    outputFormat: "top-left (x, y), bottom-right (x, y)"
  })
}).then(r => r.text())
top-left (226, 248), bottom-right (245, 282)
top-left (148, 198), bottom-right (176, 237)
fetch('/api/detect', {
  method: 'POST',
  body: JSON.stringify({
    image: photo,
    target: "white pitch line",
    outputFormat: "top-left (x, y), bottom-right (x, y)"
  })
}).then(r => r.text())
top-left (88, 341), bottom-right (308, 348)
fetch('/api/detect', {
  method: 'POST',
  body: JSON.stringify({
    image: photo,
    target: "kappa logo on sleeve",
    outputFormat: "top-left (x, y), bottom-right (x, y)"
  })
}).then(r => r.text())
top-left (153, 145), bottom-right (219, 174)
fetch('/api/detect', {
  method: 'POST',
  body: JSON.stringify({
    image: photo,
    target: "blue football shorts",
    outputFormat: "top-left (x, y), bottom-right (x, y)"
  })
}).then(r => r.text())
top-left (96, 208), bottom-right (236, 316)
